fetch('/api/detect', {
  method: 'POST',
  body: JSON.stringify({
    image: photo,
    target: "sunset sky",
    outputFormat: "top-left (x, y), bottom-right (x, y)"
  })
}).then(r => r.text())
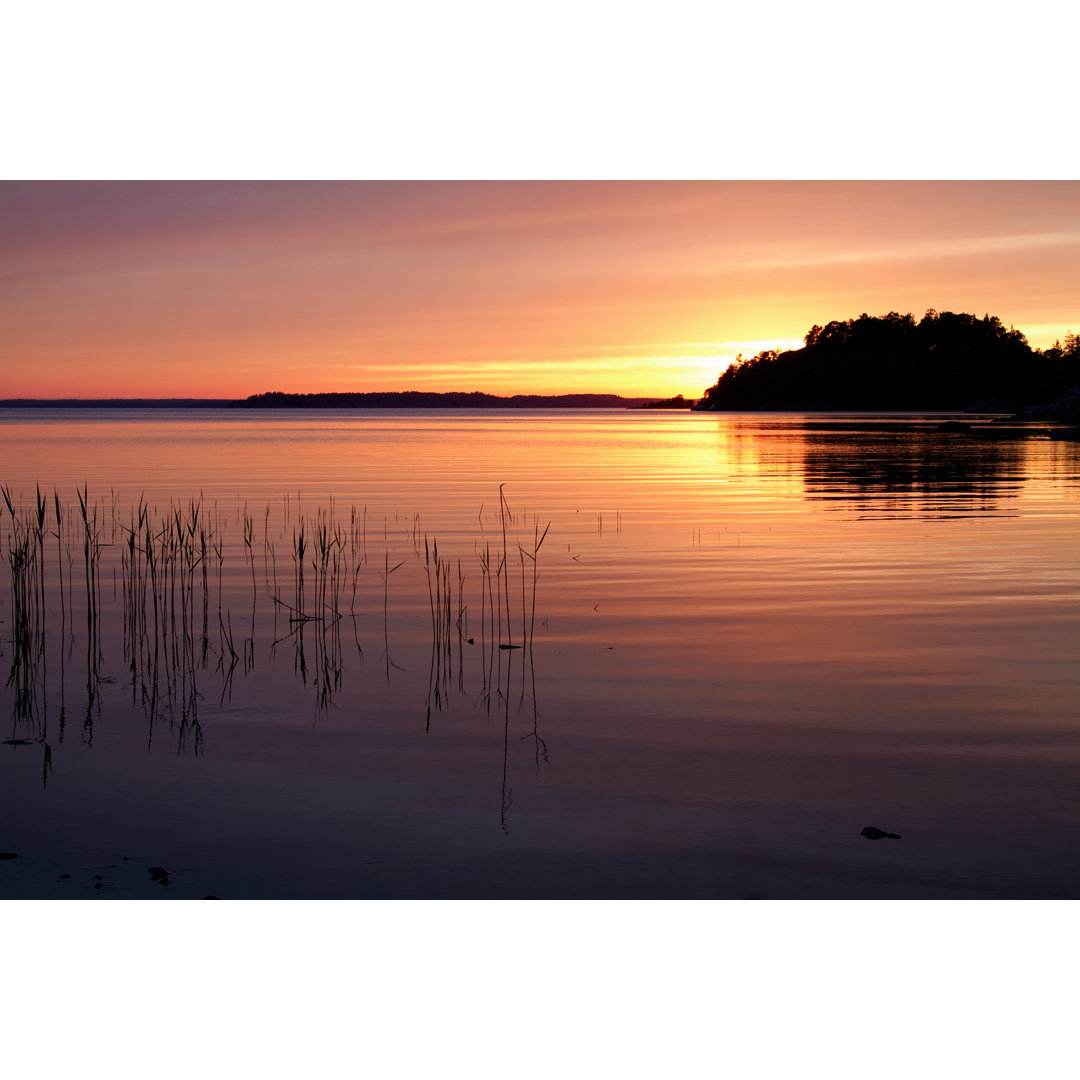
top-left (3, 180), bottom-right (1078, 400)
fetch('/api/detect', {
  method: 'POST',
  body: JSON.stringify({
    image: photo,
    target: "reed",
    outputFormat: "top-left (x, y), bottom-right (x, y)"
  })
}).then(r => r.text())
top-left (525, 518), bottom-right (550, 645)
top-left (380, 550), bottom-right (404, 682)
top-left (3, 484), bottom-right (554, 748)
top-left (262, 502), bottom-right (273, 589)
top-left (243, 508), bottom-right (257, 606)
top-left (293, 518), bottom-right (306, 619)
top-left (34, 484), bottom-right (47, 625)
top-left (3, 491), bottom-right (31, 641)
top-left (499, 484), bottom-right (512, 643)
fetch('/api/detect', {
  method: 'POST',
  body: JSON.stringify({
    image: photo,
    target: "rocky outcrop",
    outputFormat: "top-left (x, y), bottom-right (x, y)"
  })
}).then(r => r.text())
top-left (1049, 427), bottom-right (1080, 441)
top-left (860, 826), bottom-right (902, 840)
top-left (1005, 388), bottom-right (1080, 424)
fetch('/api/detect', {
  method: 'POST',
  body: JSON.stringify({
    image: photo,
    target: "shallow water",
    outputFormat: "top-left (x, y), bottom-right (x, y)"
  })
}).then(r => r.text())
top-left (1, 408), bottom-right (1078, 898)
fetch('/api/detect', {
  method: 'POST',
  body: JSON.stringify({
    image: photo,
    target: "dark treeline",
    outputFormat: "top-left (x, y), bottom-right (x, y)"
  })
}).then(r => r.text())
top-left (238, 391), bottom-right (647, 408)
top-left (641, 394), bottom-right (696, 409)
top-left (695, 311), bottom-right (1080, 411)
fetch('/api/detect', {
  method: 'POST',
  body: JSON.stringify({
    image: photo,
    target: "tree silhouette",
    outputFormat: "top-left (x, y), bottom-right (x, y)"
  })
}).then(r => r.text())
top-left (696, 310), bottom-right (1075, 411)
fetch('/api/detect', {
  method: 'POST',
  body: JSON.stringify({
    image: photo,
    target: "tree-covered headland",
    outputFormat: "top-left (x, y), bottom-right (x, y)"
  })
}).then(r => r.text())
top-left (694, 311), bottom-right (1080, 411)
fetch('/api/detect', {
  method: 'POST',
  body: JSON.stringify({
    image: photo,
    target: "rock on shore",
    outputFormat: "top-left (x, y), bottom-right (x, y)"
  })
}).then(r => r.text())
top-left (1005, 388), bottom-right (1080, 424)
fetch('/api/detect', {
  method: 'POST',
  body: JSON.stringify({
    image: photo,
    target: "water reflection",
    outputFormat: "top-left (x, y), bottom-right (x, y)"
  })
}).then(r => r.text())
top-left (797, 423), bottom-right (1030, 517)
top-left (3, 482), bottom-right (552, 833)
top-left (3, 412), bottom-right (1079, 898)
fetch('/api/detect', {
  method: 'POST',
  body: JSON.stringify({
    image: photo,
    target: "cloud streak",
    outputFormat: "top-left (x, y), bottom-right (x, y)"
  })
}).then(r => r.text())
top-left (740, 230), bottom-right (1080, 272)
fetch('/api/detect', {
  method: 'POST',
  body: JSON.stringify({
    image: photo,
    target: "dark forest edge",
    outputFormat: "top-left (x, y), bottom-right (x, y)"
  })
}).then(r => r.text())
top-left (640, 394), bottom-right (697, 409)
top-left (694, 311), bottom-right (1080, 413)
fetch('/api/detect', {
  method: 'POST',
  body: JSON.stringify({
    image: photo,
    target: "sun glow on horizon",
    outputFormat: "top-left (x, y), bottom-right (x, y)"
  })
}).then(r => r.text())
top-left (2, 181), bottom-right (1077, 400)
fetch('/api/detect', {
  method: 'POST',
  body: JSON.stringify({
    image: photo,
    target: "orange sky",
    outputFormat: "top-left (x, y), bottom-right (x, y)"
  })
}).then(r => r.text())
top-left (2, 180), bottom-right (1078, 400)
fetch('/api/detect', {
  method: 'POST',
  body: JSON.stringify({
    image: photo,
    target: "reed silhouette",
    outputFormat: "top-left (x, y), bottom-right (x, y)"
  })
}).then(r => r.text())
top-left (2, 483), bottom-right (556, 827)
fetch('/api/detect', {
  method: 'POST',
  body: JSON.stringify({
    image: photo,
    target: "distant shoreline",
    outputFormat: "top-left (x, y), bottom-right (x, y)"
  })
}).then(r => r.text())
top-left (1, 392), bottom-right (653, 409)
top-left (0, 399), bottom-right (237, 409)
top-left (236, 391), bottom-right (651, 409)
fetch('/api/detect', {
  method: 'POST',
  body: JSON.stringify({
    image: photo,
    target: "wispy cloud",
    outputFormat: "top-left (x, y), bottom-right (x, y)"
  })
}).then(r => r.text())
top-left (742, 230), bottom-right (1080, 272)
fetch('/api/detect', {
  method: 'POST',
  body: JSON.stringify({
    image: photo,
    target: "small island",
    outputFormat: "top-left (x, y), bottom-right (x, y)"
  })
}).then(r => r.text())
top-left (694, 310), bottom-right (1080, 412)
top-left (641, 394), bottom-right (697, 409)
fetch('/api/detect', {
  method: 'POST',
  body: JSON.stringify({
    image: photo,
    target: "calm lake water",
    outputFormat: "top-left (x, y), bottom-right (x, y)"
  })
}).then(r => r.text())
top-left (1, 408), bottom-right (1078, 898)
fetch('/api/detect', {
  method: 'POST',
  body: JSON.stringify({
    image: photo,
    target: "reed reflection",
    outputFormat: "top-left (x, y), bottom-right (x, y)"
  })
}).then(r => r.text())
top-left (494, 639), bottom-right (547, 837)
top-left (116, 496), bottom-right (214, 753)
top-left (420, 492), bottom-right (551, 831)
top-left (3, 483), bottom-right (556, 829)
top-left (1, 485), bottom-right (59, 787)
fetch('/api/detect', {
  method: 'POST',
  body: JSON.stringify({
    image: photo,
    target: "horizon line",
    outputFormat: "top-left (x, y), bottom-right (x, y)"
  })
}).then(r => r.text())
top-left (0, 390), bottom-right (675, 404)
